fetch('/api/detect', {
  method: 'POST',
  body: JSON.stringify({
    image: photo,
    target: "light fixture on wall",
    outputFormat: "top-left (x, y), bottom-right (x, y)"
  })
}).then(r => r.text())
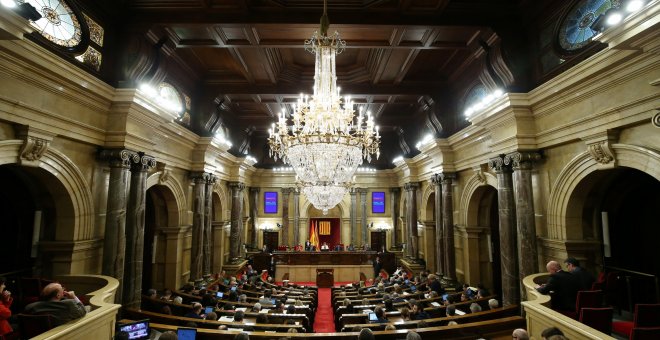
top-left (267, 0), bottom-right (380, 213)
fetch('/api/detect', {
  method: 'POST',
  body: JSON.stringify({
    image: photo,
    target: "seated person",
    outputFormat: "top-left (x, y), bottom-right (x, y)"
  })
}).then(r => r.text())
top-left (372, 306), bottom-right (388, 323)
top-left (184, 302), bottom-right (204, 319)
top-left (347, 244), bottom-right (355, 251)
top-left (320, 242), bottom-right (330, 251)
top-left (24, 283), bottom-right (87, 326)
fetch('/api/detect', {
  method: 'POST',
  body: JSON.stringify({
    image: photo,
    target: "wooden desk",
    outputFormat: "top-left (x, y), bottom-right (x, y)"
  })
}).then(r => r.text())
top-left (317, 268), bottom-right (334, 288)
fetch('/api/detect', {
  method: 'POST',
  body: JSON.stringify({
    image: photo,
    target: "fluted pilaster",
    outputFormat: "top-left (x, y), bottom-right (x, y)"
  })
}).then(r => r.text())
top-left (440, 173), bottom-right (456, 283)
top-left (123, 153), bottom-right (156, 308)
top-left (203, 175), bottom-right (217, 275)
top-left (249, 187), bottom-right (260, 247)
top-left (99, 148), bottom-right (138, 303)
top-left (190, 172), bottom-right (209, 278)
top-left (229, 182), bottom-right (246, 262)
top-left (350, 189), bottom-right (358, 246)
top-left (390, 188), bottom-right (400, 248)
top-left (431, 174), bottom-right (444, 276)
top-left (489, 155), bottom-right (519, 306)
top-left (404, 182), bottom-right (419, 259)
top-left (505, 151), bottom-right (541, 295)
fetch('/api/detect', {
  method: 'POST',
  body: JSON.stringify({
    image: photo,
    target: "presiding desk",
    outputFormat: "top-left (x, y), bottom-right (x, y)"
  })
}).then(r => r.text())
top-left (252, 251), bottom-right (394, 283)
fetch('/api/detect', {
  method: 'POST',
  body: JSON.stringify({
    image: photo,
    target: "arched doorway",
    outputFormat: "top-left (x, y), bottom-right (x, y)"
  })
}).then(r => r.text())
top-left (466, 184), bottom-right (501, 300)
top-left (0, 164), bottom-right (77, 279)
top-left (566, 167), bottom-right (660, 305)
top-left (144, 185), bottom-right (178, 291)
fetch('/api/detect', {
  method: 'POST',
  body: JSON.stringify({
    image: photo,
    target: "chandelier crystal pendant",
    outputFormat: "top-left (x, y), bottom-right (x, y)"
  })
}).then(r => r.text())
top-left (267, 0), bottom-right (380, 214)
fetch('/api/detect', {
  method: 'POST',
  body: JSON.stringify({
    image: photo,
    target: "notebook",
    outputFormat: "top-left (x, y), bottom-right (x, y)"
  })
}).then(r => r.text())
top-left (219, 316), bottom-right (234, 322)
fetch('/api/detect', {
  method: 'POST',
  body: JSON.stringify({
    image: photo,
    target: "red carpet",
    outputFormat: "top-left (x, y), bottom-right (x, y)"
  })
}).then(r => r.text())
top-left (314, 286), bottom-right (335, 332)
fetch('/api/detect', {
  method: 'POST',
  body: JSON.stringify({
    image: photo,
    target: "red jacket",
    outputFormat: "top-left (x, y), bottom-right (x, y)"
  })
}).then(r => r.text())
top-left (0, 295), bottom-right (13, 335)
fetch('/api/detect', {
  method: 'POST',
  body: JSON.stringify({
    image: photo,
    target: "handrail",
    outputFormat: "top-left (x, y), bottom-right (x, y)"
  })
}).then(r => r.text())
top-left (603, 265), bottom-right (657, 278)
top-left (30, 275), bottom-right (121, 340)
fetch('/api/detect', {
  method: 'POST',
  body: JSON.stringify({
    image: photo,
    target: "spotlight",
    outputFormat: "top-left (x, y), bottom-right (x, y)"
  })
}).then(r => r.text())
top-left (626, 0), bottom-right (644, 12)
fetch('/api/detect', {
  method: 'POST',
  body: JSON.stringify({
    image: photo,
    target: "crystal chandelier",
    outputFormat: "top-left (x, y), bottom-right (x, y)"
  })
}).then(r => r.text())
top-left (268, 0), bottom-right (380, 213)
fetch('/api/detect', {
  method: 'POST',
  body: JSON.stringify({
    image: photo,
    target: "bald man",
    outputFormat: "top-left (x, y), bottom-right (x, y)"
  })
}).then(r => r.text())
top-left (512, 328), bottom-right (530, 340)
top-left (24, 283), bottom-right (86, 326)
top-left (536, 261), bottom-right (579, 311)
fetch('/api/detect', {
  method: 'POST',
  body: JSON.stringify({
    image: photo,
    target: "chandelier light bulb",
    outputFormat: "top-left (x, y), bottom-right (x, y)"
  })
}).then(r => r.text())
top-left (267, 4), bottom-right (380, 213)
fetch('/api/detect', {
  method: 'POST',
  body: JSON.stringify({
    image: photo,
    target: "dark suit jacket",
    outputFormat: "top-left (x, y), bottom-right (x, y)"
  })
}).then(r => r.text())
top-left (24, 299), bottom-right (87, 326)
top-left (571, 267), bottom-right (595, 291)
top-left (537, 270), bottom-right (579, 311)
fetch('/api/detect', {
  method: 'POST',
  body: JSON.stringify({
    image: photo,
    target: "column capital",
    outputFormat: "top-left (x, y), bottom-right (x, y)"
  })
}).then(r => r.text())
top-left (440, 172), bottom-right (456, 184)
top-left (488, 155), bottom-right (512, 173)
top-left (356, 188), bottom-right (368, 194)
top-left (206, 174), bottom-right (217, 184)
top-left (431, 174), bottom-right (443, 186)
top-left (99, 148), bottom-right (139, 168)
top-left (350, 188), bottom-right (358, 196)
top-left (229, 182), bottom-right (246, 192)
top-left (504, 151), bottom-right (541, 170)
top-left (404, 182), bottom-right (419, 192)
top-left (281, 187), bottom-right (295, 195)
top-left (131, 153), bottom-right (156, 172)
top-left (191, 172), bottom-right (211, 184)
top-left (390, 187), bottom-right (400, 194)
top-left (249, 187), bottom-right (260, 194)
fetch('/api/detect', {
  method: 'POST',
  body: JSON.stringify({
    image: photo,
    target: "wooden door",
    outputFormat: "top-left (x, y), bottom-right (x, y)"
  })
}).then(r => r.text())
top-left (264, 231), bottom-right (279, 252)
top-left (370, 231), bottom-right (387, 252)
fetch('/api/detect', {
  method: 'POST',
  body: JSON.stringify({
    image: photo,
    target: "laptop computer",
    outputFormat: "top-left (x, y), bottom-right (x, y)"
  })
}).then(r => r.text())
top-left (216, 291), bottom-right (223, 298)
top-left (205, 306), bottom-right (214, 314)
top-left (117, 319), bottom-right (150, 340)
top-left (368, 312), bottom-right (378, 322)
top-left (177, 327), bottom-right (197, 340)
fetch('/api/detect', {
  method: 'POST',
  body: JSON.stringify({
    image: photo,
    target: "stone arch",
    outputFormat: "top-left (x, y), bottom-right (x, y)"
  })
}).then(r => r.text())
top-left (0, 140), bottom-right (93, 241)
top-left (460, 170), bottom-right (498, 227)
top-left (300, 197), bottom-right (348, 219)
top-left (547, 144), bottom-right (660, 240)
top-left (421, 184), bottom-right (435, 222)
top-left (211, 181), bottom-right (229, 222)
top-left (146, 171), bottom-right (185, 227)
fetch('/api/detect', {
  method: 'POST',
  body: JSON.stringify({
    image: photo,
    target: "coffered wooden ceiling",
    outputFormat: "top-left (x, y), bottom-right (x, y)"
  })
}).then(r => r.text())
top-left (109, 0), bottom-right (524, 168)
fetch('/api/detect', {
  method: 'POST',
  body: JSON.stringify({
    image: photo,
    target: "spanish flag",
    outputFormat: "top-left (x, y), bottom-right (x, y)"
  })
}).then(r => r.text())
top-left (310, 220), bottom-right (320, 251)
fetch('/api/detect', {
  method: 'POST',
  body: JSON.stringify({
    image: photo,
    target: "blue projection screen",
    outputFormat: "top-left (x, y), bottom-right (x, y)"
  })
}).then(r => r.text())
top-left (372, 192), bottom-right (385, 213)
top-left (264, 192), bottom-right (278, 214)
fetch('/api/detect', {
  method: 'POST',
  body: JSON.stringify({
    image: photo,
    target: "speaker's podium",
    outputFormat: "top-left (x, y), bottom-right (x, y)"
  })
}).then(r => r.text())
top-left (316, 268), bottom-right (334, 288)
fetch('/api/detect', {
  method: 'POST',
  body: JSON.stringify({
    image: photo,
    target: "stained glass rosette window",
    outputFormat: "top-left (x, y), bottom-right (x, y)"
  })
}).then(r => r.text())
top-left (19, 0), bottom-right (82, 47)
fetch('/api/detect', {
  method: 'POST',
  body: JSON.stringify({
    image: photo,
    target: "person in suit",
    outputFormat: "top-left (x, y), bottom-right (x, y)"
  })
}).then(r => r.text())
top-left (24, 283), bottom-right (87, 326)
top-left (373, 257), bottom-right (382, 279)
top-left (565, 257), bottom-right (595, 291)
top-left (536, 261), bottom-right (580, 311)
top-left (304, 240), bottom-right (312, 251)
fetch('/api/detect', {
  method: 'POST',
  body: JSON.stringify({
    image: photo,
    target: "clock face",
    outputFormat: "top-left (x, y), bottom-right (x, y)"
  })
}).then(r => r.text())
top-left (558, 0), bottom-right (617, 51)
top-left (24, 0), bottom-right (82, 47)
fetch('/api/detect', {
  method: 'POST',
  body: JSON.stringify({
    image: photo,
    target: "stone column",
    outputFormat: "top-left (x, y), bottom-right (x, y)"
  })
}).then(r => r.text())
top-left (229, 182), bottom-right (246, 262)
top-left (404, 182), bottom-right (419, 259)
top-left (359, 188), bottom-right (368, 246)
top-left (390, 188), bottom-right (400, 248)
top-left (123, 153), bottom-right (156, 308)
top-left (203, 175), bottom-right (216, 275)
top-left (100, 149), bottom-right (137, 303)
top-left (441, 173), bottom-right (457, 283)
top-left (293, 189), bottom-right (300, 246)
top-left (249, 187), bottom-right (260, 248)
top-left (505, 151), bottom-right (541, 292)
top-left (281, 188), bottom-right (293, 247)
top-left (190, 172), bottom-right (208, 279)
top-left (489, 156), bottom-right (519, 306)
top-left (350, 189), bottom-right (358, 246)
top-left (431, 174), bottom-right (444, 276)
